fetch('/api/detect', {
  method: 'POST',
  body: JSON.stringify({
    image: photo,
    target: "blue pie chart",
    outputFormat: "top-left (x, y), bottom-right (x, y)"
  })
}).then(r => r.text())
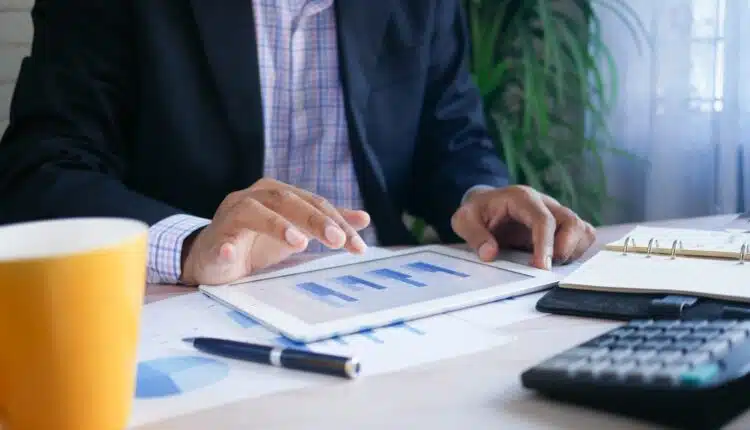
top-left (135, 355), bottom-right (230, 399)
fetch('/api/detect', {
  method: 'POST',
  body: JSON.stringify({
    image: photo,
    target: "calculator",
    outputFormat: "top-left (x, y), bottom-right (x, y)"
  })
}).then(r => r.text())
top-left (521, 319), bottom-right (750, 429)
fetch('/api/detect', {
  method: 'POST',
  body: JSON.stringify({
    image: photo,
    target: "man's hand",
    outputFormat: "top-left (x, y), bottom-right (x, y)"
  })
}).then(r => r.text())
top-left (181, 178), bottom-right (371, 285)
top-left (451, 185), bottom-right (596, 270)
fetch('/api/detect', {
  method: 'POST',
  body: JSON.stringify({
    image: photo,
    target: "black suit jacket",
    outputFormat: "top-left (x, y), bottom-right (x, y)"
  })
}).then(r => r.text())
top-left (0, 0), bottom-right (509, 246)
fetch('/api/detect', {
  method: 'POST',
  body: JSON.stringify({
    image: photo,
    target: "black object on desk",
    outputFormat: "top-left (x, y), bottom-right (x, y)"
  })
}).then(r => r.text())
top-left (521, 318), bottom-right (750, 430)
top-left (183, 337), bottom-right (361, 379)
top-left (536, 287), bottom-right (750, 322)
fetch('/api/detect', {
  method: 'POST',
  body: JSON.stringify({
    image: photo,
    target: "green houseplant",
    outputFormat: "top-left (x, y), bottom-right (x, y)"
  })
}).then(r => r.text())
top-left (409, 0), bottom-right (648, 241)
top-left (465, 0), bottom-right (648, 227)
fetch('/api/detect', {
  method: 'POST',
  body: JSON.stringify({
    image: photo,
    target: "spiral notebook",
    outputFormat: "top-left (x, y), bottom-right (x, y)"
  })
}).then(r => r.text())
top-left (559, 225), bottom-right (750, 303)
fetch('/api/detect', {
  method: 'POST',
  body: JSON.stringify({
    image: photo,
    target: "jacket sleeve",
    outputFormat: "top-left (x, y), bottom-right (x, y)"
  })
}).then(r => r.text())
top-left (407, 0), bottom-right (510, 242)
top-left (0, 0), bottom-right (182, 226)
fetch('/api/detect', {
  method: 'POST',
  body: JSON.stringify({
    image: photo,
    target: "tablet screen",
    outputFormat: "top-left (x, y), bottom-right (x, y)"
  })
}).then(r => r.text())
top-left (233, 250), bottom-right (532, 324)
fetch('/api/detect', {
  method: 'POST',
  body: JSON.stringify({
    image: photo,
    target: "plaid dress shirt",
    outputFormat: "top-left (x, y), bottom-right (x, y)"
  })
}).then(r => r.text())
top-left (146, 0), bottom-right (376, 284)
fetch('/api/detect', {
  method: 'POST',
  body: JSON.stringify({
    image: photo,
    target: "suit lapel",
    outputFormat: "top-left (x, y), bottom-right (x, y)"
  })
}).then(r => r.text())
top-left (336, 1), bottom-right (415, 245)
top-left (335, 0), bottom-right (392, 108)
top-left (189, 0), bottom-right (264, 185)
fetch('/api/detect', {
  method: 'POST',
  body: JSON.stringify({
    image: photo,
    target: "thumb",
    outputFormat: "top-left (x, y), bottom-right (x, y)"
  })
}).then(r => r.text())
top-left (451, 205), bottom-right (498, 262)
top-left (183, 226), bottom-right (252, 285)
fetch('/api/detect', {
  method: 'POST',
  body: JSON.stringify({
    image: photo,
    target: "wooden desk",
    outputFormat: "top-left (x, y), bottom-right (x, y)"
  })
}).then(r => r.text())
top-left (138, 214), bottom-right (750, 430)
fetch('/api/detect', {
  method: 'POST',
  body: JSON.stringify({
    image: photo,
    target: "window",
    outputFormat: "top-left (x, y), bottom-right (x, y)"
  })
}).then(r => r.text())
top-left (688, 0), bottom-right (727, 112)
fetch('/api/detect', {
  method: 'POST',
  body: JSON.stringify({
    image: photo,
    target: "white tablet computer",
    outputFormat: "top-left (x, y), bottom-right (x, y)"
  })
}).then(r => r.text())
top-left (199, 245), bottom-right (560, 343)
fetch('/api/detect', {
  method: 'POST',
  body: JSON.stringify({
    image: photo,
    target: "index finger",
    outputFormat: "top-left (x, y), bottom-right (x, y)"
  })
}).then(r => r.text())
top-left (283, 187), bottom-right (368, 254)
top-left (253, 181), bottom-right (368, 253)
top-left (504, 187), bottom-right (556, 269)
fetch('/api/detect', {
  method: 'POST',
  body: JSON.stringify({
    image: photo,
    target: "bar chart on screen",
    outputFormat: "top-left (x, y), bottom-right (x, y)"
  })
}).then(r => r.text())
top-left (293, 260), bottom-right (471, 307)
top-left (227, 250), bottom-right (535, 327)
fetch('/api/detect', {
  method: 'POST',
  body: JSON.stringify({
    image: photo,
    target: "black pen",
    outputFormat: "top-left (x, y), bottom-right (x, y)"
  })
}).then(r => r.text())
top-left (183, 337), bottom-right (361, 379)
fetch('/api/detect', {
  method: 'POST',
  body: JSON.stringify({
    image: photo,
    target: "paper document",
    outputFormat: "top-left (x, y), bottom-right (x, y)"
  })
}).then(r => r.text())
top-left (129, 293), bottom-right (512, 428)
top-left (129, 247), bottom-right (517, 428)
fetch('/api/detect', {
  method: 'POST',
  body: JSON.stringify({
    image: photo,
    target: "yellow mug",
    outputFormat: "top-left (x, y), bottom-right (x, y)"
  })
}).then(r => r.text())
top-left (0, 218), bottom-right (148, 430)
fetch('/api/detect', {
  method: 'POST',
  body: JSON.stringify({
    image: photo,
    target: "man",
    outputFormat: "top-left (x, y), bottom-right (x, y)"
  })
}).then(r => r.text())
top-left (0, 0), bottom-right (595, 286)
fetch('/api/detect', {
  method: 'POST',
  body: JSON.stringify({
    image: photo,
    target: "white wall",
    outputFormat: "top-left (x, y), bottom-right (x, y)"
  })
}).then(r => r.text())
top-left (0, 0), bottom-right (33, 134)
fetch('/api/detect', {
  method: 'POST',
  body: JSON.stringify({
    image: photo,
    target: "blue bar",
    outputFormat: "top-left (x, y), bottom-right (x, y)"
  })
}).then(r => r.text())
top-left (369, 268), bottom-right (427, 287)
top-left (297, 282), bottom-right (358, 306)
top-left (335, 275), bottom-right (387, 290)
top-left (406, 261), bottom-right (469, 278)
top-left (359, 329), bottom-right (385, 344)
top-left (386, 320), bottom-right (427, 335)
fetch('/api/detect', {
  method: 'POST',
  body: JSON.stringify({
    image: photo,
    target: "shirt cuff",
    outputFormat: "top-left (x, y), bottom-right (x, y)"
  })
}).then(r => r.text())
top-left (147, 214), bottom-right (211, 284)
top-left (461, 184), bottom-right (496, 205)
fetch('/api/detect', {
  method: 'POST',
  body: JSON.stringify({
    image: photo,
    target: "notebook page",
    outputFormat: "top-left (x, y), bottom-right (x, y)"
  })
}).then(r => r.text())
top-left (604, 226), bottom-right (750, 260)
top-left (561, 249), bottom-right (750, 302)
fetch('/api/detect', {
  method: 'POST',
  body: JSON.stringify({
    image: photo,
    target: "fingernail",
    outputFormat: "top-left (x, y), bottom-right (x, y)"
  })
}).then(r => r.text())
top-left (478, 242), bottom-right (495, 261)
top-left (285, 227), bottom-right (307, 247)
top-left (544, 255), bottom-right (552, 270)
top-left (351, 236), bottom-right (367, 252)
top-left (325, 225), bottom-right (346, 246)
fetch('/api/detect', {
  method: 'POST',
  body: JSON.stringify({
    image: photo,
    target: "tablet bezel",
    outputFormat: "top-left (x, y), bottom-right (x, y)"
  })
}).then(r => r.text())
top-left (199, 245), bottom-right (560, 343)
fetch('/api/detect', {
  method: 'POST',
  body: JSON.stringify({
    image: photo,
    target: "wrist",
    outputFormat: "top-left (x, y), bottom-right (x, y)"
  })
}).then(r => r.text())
top-left (179, 226), bottom-right (205, 284)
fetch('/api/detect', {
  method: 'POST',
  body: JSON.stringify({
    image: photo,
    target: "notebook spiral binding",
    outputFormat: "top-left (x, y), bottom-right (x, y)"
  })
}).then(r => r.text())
top-left (621, 236), bottom-right (749, 264)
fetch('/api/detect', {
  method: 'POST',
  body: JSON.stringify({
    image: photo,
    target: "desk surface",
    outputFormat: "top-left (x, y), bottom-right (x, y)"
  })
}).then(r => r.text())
top-left (138, 214), bottom-right (750, 430)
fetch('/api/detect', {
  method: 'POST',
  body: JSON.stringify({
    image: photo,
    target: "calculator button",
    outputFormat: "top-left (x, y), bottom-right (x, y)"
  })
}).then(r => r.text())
top-left (631, 349), bottom-right (657, 362)
top-left (651, 320), bottom-right (680, 329)
top-left (628, 363), bottom-right (663, 383)
top-left (638, 328), bottom-right (664, 338)
top-left (679, 363), bottom-right (720, 386)
top-left (532, 358), bottom-right (578, 378)
top-left (582, 336), bottom-right (616, 348)
top-left (680, 334), bottom-right (709, 343)
top-left (649, 334), bottom-right (675, 344)
top-left (561, 347), bottom-right (598, 358)
top-left (638, 339), bottom-right (672, 350)
top-left (671, 340), bottom-right (704, 352)
top-left (613, 338), bottom-right (643, 349)
top-left (692, 328), bottom-right (722, 340)
top-left (627, 320), bottom-right (654, 328)
top-left (610, 328), bottom-right (636, 337)
top-left (608, 348), bottom-right (633, 361)
top-left (703, 320), bottom-right (737, 330)
top-left (652, 364), bottom-right (690, 386)
top-left (663, 329), bottom-right (691, 339)
top-left (720, 329), bottom-right (748, 345)
top-left (681, 351), bottom-right (712, 366)
top-left (588, 348), bottom-right (611, 359)
top-left (678, 320), bottom-right (708, 329)
top-left (577, 360), bottom-right (612, 380)
top-left (700, 339), bottom-right (730, 357)
top-left (657, 350), bottom-right (685, 364)
top-left (609, 359), bottom-right (638, 378)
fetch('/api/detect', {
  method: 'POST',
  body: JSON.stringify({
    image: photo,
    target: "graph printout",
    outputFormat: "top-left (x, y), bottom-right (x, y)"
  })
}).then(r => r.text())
top-left (130, 291), bottom-right (513, 428)
top-left (232, 250), bottom-right (532, 324)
